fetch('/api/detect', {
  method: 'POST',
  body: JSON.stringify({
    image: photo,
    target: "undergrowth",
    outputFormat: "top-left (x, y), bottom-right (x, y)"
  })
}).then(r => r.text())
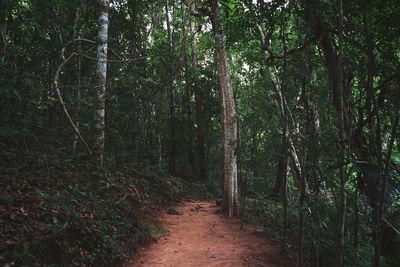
top-left (0, 151), bottom-right (212, 266)
top-left (242, 175), bottom-right (400, 267)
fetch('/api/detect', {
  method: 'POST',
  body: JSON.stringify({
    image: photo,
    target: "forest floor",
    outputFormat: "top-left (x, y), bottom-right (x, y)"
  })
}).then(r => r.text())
top-left (127, 200), bottom-right (290, 267)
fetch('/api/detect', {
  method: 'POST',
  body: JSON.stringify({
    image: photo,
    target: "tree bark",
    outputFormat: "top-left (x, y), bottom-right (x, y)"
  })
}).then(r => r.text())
top-left (336, 0), bottom-right (346, 265)
top-left (209, 0), bottom-right (239, 216)
top-left (93, 0), bottom-right (110, 166)
top-left (165, 0), bottom-right (177, 173)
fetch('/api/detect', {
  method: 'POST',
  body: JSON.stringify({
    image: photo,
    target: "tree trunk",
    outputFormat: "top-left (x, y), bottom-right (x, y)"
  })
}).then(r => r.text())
top-left (209, 0), bottom-right (239, 216)
top-left (182, 0), bottom-right (196, 174)
top-left (300, 47), bottom-right (322, 194)
top-left (165, 0), bottom-right (176, 173)
top-left (273, 133), bottom-right (288, 196)
top-left (377, 111), bottom-right (399, 264)
top-left (304, 0), bottom-right (351, 138)
top-left (256, 23), bottom-right (303, 189)
top-left (73, 38), bottom-right (82, 154)
top-left (189, 1), bottom-right (209, 181)
top-left (93, 0), bottom-right (109, 166)
top-left (336, 0), bottom-right (346, 265)
top-left (195, 92), bottom-right (209, 181)
top-left (0, 0), bottom-right (12, 63)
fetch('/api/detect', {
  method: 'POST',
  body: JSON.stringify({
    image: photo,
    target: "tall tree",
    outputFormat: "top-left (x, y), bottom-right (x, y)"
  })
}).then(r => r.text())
top-left (165, 0), bottom-right (177, 173)
top-left (209, 0), bottom-right (239, 216)
top-left (93, 0), bottom-right (110, 165)
top-left (336, 0), bottom-right (346, 265)
top-left (189, 0), bottom-right (210, 181)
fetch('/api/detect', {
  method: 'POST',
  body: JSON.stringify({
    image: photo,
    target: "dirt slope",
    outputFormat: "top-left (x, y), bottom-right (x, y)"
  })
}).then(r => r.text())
top-left (128, 200), bottom-right (290, 267)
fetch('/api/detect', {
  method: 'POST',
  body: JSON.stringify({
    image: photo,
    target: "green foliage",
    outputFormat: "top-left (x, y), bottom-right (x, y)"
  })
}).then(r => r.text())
top-left (0, 152), bottom-right (211, 266)
top-left (1, 0), bottom-right (400, 266)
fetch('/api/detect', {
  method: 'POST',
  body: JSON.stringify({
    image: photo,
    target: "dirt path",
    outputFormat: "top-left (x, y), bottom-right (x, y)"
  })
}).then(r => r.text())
top-left (128, 200), bottom-right (290, 267)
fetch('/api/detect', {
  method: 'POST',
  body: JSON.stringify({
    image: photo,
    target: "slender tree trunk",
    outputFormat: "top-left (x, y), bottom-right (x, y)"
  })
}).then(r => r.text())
top-left (300, 49), bottom-right (322, 194)
top-left (274, 16), bottom-right (290, 250)
top-left (182, 0), bottom-right (196, 174)
top-left (0, 0), bottom-right (12, 63)
top-left (302, 3), bottom-right (350, 262)
top-left (93, 0), bottom-right (109, 166)
top-left (273, 134), bottom-right (288, 196)
top-left (209, 0), bottom-right (239, 216)
top-left (304, 0), bottom-right (351, 137)
top-left (256, 20), bottom-right (308, 259)
top-left (373, 116), bottom-right (382, 267)
top-left (195, 93), bottom-right (209, 181)
top-left (281, 129), bottom-right (289, 249)
top-left (336, 0), bottom-right (346, 265)
top-left (165, 0), bottom-right (176, 173)
top-left (362, 8), bottom-right (381, 265)
top-left (256, 23), bottom-right (303, 189)
top-left (158, 116), bottom-right (163, 170)
top-left (362, 9), bottom-right (375, 131)
top-left (189, 2), bottom-right (209, 181)
top-left (53, 52), bottom-right (92, 156)
top-left (282, 171), bottom-right (289, 234)
top-left (73, 35), bottom-right (82, 154)
top-left (298, 154), bottom-right (306, 267)
top-left (375, 107), bottom-right (399, 265)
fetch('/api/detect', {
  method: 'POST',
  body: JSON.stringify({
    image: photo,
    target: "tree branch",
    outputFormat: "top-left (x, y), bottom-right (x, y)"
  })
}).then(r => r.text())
top-left (53, 49), bottom-right (93, 156)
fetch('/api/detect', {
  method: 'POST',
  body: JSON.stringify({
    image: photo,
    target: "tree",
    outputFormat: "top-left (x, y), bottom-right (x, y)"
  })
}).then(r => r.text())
top-left (336, 0), bottom-right (346, 265)
top-left (93, 0), bottom-right (110, 166)
top-left (209, 0), bottom-right (239, 216)
top-left (190, 4), bottom-right (210, 181)
top-left (164, 0), bottom-right (177, 173)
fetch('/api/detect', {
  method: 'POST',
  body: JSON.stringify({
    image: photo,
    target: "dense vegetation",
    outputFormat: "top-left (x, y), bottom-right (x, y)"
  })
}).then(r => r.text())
top-left (1, 0), bottom-right (399, 266)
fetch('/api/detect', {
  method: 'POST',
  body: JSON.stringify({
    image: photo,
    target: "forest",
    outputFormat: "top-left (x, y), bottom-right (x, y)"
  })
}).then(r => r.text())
top-left (0, 0), bottom-right (399, 266)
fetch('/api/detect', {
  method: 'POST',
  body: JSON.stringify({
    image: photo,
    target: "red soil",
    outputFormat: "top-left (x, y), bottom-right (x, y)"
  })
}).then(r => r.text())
top-left (128, 200), bottom-right (291, 267)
